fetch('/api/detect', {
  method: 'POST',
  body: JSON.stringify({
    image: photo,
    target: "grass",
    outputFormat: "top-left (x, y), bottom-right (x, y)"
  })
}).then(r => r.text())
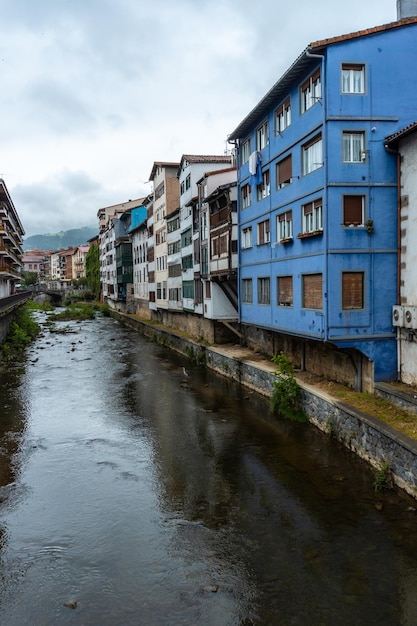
top-left (313, 380), bottom-right (417, 440)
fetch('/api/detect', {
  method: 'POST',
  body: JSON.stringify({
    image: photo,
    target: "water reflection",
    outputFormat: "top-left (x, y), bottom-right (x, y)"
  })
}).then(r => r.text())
top-left (0, 314), bottom-right (416, 624)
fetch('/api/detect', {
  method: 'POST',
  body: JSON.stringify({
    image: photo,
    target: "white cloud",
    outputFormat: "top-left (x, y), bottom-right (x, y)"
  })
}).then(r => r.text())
top-left (0, 0), bottom-right (396, 237)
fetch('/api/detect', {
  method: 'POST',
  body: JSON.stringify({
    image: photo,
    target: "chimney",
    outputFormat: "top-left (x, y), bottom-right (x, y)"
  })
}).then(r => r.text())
top-left (397, 0), bottom-right (417, 18)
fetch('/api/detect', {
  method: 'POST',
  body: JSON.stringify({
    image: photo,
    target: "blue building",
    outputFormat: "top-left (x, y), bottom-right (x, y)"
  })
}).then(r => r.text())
top-left (228, 9), bottom-right (417, 388)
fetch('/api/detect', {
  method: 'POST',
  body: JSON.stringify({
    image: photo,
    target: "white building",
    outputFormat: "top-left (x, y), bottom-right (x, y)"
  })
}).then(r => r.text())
top-left (0, 179), bottom-right (24, 296)
top-left (386, 122), bottom-right (417, 385)
top-left (177, 155), bottom-right (233, 313)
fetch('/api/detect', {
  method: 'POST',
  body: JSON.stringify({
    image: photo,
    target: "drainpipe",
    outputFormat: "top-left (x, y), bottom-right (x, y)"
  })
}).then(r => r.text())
top-left (306, 47), bottom-right (328, 341)
top-left (385, 140), bottom-right (402, 381)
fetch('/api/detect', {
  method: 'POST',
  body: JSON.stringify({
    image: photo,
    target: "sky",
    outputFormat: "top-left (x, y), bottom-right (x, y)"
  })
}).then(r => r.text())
top-left (1, 0), bottom-right (397, 238)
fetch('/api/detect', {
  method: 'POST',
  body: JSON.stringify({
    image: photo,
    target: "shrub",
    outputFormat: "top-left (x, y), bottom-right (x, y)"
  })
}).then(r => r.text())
top-left (270, 352), bottom-right (306, 421)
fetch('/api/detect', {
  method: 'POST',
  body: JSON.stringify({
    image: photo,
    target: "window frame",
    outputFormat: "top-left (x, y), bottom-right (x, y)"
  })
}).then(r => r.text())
top-left (256, 120), bottom-right (269, 151)
top-left (257, 169), bottom-right (270, 200)
top-left (276, 154), bottom-right (292, 188)
top-left (343, 195), bottom-right (365, 227)
top-left (257, 277), bottom-right (271, 305)
top-left (275, 98), bottom-right (291, 134)
top-left (302, 199), bottom-right (323, 233)
top-left (241, 226), bottom-right (253, 249)
top-left (302, 135), bottom-right (323, 175)
top-left (301, 70), bottom-right (321, 113)
top-left (277, 210), bottom-right (293, 242)
top-left (342, 271), bottom-right (364, 310)
top-left (277, 275), bottom-right (293, 307)
top-left (257, 219), bottom-right (270, 245)
top-left (302, 273), bottom-right (323, 310)
top-left (241, 278), bottom-right (253, 303)
top-left (241, 183), bottom-right (252, 209)
top-left (241, 138), bottom-right (251, 165)
top-left (341, 63), bottom-right (365, 94)
top-left (342, 131), bottom-right (365, 163)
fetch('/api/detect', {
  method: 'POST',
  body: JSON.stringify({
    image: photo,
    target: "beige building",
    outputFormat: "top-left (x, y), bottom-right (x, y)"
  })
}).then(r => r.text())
top-left (148, 162), bottom-right (180, 313)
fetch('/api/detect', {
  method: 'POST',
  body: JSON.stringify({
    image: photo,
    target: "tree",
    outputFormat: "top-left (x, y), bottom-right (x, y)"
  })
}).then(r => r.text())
top-left (21, 271), bottom-right (38, 286)
top-left (85, 243), bottom-right (100, 300)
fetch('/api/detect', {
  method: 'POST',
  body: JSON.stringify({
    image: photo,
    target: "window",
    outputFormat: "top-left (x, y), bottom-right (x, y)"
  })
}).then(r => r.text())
top-left (341, 64), bottom-right (365, 94)
top-left (241, 138), bottom-right (251, 165)
top-left (275, 98), bottom-right (291, 134)
top-left (342, 132), bottom-right (365, 163)
top-left (301, 70), bottom-right (321, 113)
top-left (303, 274), bottom-right (322, 309)
top-left (303, 135), bottom-right (322, 175)
top-left (278, 211), bottom-right (293, 241)
top-left (185, 173), bottom-right (191, 190)
top-left (302, 199), bottom-right (322, 233)
top-left (257, 219), bottom-right (270, 245)
top-left (181, 228), bottom-right (192, 247)
top-left (257, 170), bottom-right (270, 200)
top-left (183, 281), bottom-right (194, 299)
top-left (258, 277), bottom-right (270, 305)
top-left (277, 155), bottom-right (292, 188)
top-left (277, 276), bottom-right (293, 307)
top-left (241, 226), bottom-right (253, 249)
top-left (241, 278), bottom-right (253, 303)
top-left (180, 181), bottom-right (185, 195)
top-left (182, 254), bottom-right (193, 270)
top-left (256, 120), bottom-right (269, 150)
top-left (241, 183), bottom-right (251, 209)
top-left (343, 195), bottom-right (364, 226)
top-left (342, 272), bottom-right (364, 309)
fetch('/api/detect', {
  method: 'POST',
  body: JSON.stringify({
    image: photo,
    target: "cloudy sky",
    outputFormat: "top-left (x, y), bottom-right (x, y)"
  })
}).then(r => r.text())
top-left (1, 0), bottom-right (396, 238)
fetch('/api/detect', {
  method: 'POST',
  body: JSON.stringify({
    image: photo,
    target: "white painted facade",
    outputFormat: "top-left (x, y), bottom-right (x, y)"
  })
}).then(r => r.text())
top-left (390, 128), bottom-right (417, 384)
top-left (177, 155), bottom-right (233, 313)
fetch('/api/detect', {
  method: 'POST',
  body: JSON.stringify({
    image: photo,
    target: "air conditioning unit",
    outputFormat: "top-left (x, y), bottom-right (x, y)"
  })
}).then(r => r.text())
top-left (404, 306), bottom-right (417, 329)
top-left (392, 305), bottom-right (404, 327)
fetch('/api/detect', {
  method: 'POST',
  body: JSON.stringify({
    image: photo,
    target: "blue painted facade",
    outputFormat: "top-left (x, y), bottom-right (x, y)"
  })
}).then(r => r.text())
top-left (229, 18), bottom-right (417, 381)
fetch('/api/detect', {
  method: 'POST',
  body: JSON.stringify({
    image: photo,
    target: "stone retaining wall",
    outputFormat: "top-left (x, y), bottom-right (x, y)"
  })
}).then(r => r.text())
top-left (113, 311), bottom-right (417, 500)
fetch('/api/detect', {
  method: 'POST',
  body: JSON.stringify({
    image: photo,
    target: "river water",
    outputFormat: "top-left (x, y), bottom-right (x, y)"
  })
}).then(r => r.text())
top-left (1, 312), bottom-right (417, 625)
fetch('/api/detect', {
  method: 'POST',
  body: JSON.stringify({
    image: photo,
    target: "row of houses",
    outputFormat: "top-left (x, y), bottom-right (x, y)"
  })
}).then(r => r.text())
top-left (22, 246), bottom-right (91, 287)
top-left (98, 1), bottom-right (417, 392)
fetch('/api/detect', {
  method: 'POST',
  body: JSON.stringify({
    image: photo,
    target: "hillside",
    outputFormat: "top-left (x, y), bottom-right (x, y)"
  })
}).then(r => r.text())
top-left (23, 226), bottom-right (98, 251)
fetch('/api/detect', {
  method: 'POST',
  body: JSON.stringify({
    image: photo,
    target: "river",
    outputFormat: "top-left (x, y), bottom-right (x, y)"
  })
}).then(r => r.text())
top-left (0, 311), bottom-right (417, 625)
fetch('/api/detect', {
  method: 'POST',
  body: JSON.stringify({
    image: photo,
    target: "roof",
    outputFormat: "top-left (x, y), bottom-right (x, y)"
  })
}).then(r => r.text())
top-left (148, 161), bottom-right (180, 182)
top-left (97, 197), bottom-right (146, 217)
top-left (228, 17), bottom-right (417, 141)
top-left (177, 154), bottom-right (232, 176)
top-left (385, 120), bottom-right (417, 146)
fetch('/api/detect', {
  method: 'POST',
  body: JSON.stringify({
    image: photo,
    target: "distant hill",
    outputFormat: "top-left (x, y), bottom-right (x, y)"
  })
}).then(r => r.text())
top-left (23, 226), bottom-right (98, 252)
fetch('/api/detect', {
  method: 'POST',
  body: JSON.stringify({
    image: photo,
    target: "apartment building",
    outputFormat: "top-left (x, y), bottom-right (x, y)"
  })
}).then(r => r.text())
top-left (0, 179), bottom-right (24, 296)
top-left (228, 6), bottom-right (417, 388)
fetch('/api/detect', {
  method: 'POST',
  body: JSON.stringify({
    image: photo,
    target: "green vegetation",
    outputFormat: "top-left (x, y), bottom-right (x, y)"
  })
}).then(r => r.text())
top-left (270, 351), bottom-right (306, 421)
top-left (20, 270), bottom-right (38, 287)
top-left (25, 300), bottom-right (55, 312)
top-left (373, 461), bottom-right (393, 492)
top-left (0, 306), bottom-right (40, 364)
top-left (85, 243), bottom-right (100, 300)
top-left (48, 302), bottom-right (109, 322)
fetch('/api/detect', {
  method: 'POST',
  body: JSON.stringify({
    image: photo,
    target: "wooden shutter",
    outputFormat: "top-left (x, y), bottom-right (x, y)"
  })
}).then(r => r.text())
top-left (342, 272), bottom-right (363, 309)
top-left (343, 196), bottom-right (363, 225)
top-left (278, 276), bottom-right (293, 306)
top-left (278, 155), bottom-right (292, 185)
top-left (303, 274), bottom-right (322, 309)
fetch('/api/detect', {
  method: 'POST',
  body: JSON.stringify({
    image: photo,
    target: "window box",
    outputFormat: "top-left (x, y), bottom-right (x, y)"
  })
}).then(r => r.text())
top-left (297, 230), bottom-right (323, 239)
top-left (279, 237), bottom-right (293, 245)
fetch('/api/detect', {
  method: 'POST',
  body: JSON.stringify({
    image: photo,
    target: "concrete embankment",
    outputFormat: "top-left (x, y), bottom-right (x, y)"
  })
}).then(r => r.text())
top-left (113, 311), bottom-right (417, 501)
